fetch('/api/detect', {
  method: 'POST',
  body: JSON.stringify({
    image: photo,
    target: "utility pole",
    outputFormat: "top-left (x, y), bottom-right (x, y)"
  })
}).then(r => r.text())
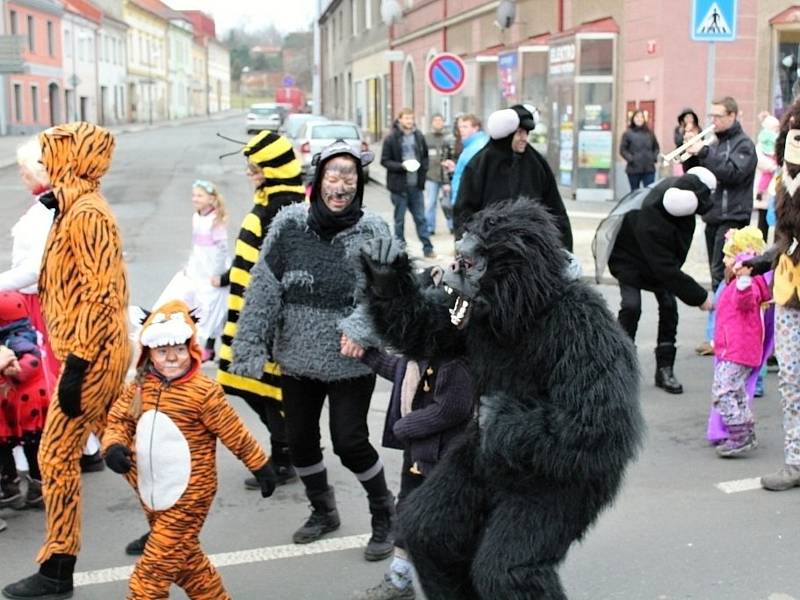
top-left (312, 0), bottom-right (321, 115)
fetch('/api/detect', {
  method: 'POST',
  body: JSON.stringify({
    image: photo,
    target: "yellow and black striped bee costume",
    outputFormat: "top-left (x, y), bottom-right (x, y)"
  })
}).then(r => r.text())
top-left (216, 131), bottom-right (305, 401)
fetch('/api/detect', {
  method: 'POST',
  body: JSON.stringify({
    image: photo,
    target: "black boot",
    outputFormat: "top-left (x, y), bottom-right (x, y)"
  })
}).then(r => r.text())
top-left (364, 494), bottom-right (395, 561)
top-left (293, 486), bottom-right (340, 544)
top-left (2, 554), bottom-right (75, 599)
top-left (654, 343), bottom-right (683, 394)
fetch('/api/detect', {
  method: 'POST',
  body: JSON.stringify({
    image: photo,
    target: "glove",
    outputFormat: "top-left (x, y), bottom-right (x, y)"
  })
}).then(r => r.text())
top-left (360, 238), bottom-right (411, 299)
top-left (252, 461), bottom-right (278, 498)
top-left (58, 354), bottom-right (89, 418)
top-left (105, 444), bottom-right (133, 474)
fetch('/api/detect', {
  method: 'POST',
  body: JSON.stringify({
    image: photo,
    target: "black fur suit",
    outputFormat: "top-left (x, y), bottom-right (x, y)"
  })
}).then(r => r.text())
top-left (360, 200), bottom-right (644, 599)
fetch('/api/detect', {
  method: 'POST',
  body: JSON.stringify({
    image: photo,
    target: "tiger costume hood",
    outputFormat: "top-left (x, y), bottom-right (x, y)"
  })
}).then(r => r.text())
top-left (136, 300), bottom-right (202, 372)
top-left (39, 122), bottom-right (115, 214)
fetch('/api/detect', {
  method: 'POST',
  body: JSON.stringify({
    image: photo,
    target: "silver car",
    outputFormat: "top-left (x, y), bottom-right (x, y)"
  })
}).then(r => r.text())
top-left (246, 103), bottom-right (283, 134)
top-left (293, 120), bottom-right (371, 183)
top-left (280, 113), bottom-right (323, 141)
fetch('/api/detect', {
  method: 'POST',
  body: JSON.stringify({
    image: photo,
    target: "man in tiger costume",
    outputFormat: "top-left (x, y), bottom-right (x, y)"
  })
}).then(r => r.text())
top-left (102, 300), bottom-right (276, 599)
top-left (3, 123), bottom-right (131, 599)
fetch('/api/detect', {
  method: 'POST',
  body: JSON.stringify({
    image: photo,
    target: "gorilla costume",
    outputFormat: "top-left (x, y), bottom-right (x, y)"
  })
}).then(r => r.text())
top-left (359, 200), bottom-right (644, 600)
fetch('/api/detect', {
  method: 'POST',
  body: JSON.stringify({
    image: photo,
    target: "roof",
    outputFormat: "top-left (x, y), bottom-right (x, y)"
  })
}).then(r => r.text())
top-left (129, 0), bottom-right (184, 22)
top-left (63, 0), bottom-right (102, 24)
top-left (180, 10), bottom-right (216, 40)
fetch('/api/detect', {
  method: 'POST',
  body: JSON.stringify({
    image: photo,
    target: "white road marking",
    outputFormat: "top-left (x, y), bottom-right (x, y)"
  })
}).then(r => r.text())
top-left (74, 533), bottom-right (371, 587)
top-left (715, 477), bottom-right (763, 494)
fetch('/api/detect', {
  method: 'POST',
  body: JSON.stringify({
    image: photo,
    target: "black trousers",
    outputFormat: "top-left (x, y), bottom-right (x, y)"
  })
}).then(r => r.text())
top-left (281, 374), bottom-right (379, 476)
top-left (395, 450), bottom-right (426, 550)
top-left (240, 396), bottom-right (290, 464)
top-left (618, 282), bottom-right (678, 346)
top-left (705, 219), bottom-right (750, 290)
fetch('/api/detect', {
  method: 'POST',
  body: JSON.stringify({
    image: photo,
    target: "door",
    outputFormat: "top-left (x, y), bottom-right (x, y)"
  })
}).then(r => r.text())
top-left (48, 83), bottom-right (59, 125)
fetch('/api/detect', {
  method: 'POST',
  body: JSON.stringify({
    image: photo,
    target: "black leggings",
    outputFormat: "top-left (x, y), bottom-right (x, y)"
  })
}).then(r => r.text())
top-left (618, 283), bottom-right (678, 346)
top-left (281, 374), bottom-right (378, 476)
top-left (240, 396), bottom-right (290, 462)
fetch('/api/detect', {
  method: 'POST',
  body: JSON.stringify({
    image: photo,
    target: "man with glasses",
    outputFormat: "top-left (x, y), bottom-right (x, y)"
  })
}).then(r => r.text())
top-left (686, 96), bottom-right (757, 295)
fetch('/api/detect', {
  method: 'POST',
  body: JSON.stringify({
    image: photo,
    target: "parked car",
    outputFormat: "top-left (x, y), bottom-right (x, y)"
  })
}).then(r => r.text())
top-left (293, 120), bottom-right (370, 183)
top-left (280, 113), bottom-right (324, 142)
top-left (246, 103), bottom-right (283, 134)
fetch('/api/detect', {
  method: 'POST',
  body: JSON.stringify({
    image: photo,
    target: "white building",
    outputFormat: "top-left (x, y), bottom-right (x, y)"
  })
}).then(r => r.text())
top-left (166, 13), bottom-right (192, 119)
top-left (207, 38), bottom-right (229, 113)
top-left (95, 1), bottom-right (128, 124)
top-left (62, 0), bottom-right (100, 122)
top-left (124, 0), bottom-right (168, 124)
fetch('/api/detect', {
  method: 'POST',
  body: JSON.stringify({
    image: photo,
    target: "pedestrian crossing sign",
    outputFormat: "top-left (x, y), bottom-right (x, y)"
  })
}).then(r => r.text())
top-left (692, 0), bottom-right (737, 42)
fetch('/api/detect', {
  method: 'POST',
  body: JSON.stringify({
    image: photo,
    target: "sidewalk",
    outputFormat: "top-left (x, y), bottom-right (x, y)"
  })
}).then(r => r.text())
top-left (366, 139), bottom-right (713, 287)
top-left (0, 109), bottom-right (244, 170)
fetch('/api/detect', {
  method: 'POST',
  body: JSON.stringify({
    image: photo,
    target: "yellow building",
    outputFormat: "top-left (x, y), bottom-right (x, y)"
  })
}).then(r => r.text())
top-left (123, 0), bottom-right (168, 123)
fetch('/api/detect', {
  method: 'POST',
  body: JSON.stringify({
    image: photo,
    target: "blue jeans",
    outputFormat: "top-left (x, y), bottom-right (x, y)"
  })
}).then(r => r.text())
top-left (627, 172), bottom-right (655, 191)
top-left (391, 186), bottom-right (433, 254)
top-left (424, 180), bottom-right (443, 234)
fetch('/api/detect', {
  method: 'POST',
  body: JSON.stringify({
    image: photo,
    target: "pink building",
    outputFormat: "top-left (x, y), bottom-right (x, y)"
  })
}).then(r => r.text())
top-left (385, 0), bottom-right (799, 200)
top-left (6, 0), bottom-right (64, 134)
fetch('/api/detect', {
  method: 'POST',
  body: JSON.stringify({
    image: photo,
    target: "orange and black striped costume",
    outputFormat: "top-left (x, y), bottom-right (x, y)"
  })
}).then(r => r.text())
top-left (216, 131), bottom-right (305, 403)
top-left (36, 122), bottom-right (131, 563)
top-left (104, 301), bottom-right (268, 599)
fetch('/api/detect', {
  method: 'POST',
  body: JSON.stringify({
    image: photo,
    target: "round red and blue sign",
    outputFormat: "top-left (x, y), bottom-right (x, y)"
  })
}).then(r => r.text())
top-left (426, 53), bottom-right (467, 96)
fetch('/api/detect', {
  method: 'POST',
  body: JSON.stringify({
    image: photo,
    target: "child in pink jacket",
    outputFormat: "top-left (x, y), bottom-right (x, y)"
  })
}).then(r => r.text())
top-left (712, 225), bottom-right (771, 458)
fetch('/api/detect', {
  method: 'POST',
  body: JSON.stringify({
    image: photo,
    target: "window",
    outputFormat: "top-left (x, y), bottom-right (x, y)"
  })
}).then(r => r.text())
top-left (27, 16), bottom-right (34, 52)
top-left (364, 0), bottom-right (372, 30)
top-left (31, 85), bottom-right (38, 122)
top-left (65, 29), bottom-right (71, 58)
top-left (47, 21), bottom-right (53, 56)
top-left (13, 83), bottom-right (21, 122)
top-left (311, 124), bottom-right (359, 139)
top-left (9, 10), bottom-right (17, 35)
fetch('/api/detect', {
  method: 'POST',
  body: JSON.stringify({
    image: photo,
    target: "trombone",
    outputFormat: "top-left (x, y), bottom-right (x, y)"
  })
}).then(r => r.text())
top-left (661, 125), bottom-right (716, 165)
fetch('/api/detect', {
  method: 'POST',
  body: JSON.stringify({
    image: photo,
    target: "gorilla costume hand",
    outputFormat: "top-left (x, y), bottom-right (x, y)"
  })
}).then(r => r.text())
top-left (361, 238), bottom-right (412, 299)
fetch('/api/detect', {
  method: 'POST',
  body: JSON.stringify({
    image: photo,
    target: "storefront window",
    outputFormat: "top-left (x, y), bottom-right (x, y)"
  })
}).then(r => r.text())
top-left (775, 31), bottom-right (800, 118)
top-left (579, 38), bottom-right (613, 76)
top-left (576, 81), bottom-right (613, 193)
top-left (521, 51), bottom-right (548, 154)
top-left (480, 62), bottom-right (501, 118)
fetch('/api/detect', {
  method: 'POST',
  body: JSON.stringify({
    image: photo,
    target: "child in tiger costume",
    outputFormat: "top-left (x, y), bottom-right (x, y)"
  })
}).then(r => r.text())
top-left (3, 122), bottom-right (131, 600)
top-left (102, 300), bottom-right (277, 599)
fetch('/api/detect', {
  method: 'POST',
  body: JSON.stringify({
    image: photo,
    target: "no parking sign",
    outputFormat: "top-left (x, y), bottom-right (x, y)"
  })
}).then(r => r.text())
top-left (427, 53), bottom-right (467, 96)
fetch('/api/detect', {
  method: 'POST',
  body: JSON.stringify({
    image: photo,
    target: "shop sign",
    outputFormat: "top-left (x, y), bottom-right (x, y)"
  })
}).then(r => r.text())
top-left (559, 120), bottom-right (574, 186)
top-left (549, 43), bottom-right (576, 77)
top-left (498, 51), bottom-right (518, 99)
top-left (578, 130), bottom-right (613, 169)
top-left (583, 104), bottom-right (604, 130)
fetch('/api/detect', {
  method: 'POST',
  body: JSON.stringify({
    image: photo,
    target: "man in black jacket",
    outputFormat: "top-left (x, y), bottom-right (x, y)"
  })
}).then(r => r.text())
top-left (453, 104), bottom-right (573, 251)
top-left (686, 96), bottom-right (757, 290)
top-left (381, 108), bottom-right (435, 258)
top-left (608, 167), bottom-right (717, 394)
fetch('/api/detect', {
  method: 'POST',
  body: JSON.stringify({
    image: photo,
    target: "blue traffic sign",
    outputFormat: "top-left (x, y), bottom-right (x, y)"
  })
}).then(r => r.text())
top-left (692, 0), bottom-right (737, 42)
top-left (426, 53), bottom-right (466, 96)
top-left (282, 75), bottom-right (295, 87)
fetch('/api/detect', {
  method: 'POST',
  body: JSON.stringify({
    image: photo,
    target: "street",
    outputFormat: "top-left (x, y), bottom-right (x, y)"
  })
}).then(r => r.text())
top-left (0, 115), bottom-right (797, 600)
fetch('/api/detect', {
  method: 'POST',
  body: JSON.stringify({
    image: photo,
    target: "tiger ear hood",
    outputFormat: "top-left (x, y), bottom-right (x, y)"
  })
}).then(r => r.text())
top-left (138, 300), bottom-right (202, 366)
top-left (39, 122), bottom-right (115, 212)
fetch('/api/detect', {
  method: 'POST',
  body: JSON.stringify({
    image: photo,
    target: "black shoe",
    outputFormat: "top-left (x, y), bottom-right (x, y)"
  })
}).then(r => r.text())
top-left (245, 463), bottom-right (296, 490)
top-left (655, 366), bottom-right (684, 394)
top-left (3, 554), bottom-right (75, 599)
top-left (125, 532), bottom-right (150, 556)
top-left (364, 494), bottom-right (395, 561)
top-left (79, 451), bottom-right (105, 473)
top-left (0, 478), bottom-right (25, 510)
top-left (1, 573), bottom-right (73, 599)
top-left (293, 487), bottom-right (340, 544)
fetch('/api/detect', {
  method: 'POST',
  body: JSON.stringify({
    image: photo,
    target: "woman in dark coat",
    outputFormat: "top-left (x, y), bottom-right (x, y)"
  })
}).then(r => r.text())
top-left (620, 110), bottom-right (660, 191)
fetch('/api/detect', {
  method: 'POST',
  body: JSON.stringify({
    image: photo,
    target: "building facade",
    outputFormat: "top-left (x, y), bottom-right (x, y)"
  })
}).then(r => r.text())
top-left (94, 0), bottom-right (128, 125)
top-left (123, 0), bottom-right (167, 123)
top-left (206, 37), bottom-right (229, 113)
top-left (62, 0), bottom-right (101, 123)
top-left (6, 0), bottom-right (64, 134)
top-left (166, 13), bottom-right (192, 119)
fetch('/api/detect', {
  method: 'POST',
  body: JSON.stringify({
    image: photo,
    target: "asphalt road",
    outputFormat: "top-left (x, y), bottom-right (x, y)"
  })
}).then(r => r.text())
top-left (0, 116), bottom-right (797, 599)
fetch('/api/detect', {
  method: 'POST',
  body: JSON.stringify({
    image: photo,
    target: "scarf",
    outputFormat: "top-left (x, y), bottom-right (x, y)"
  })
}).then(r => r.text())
top-left (307, 197), bottom-right (363, 242)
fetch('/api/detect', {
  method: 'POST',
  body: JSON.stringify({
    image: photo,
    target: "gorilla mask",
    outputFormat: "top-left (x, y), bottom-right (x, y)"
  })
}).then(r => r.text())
top-left (442, 233), bottom-right (487, 329)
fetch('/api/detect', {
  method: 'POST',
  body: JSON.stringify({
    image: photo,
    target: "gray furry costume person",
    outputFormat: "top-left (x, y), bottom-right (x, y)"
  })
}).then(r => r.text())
top-left (359, 199), bottom-right (644, 599)
top-left (230, 140), bottom-right (397, 561)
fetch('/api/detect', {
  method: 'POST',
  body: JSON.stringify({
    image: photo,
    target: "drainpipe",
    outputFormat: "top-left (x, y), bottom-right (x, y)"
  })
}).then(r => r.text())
top-left (558, 0), bottom-right (564, 32)
top-left (0, 0), bottom-right (7, 135)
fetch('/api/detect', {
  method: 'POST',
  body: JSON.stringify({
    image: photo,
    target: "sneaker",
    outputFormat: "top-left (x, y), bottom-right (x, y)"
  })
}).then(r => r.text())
top-left (755, 378), bottom-right (765, 398)
top-left (25, 477), bottom-right (44, 509)
top-left (0, 478), bottom-right (25, 510)
top-left (716, 432), bottom-right (758, 458)
top-left (79, 451), bottom-right (105, 473)
top-left (767, 355), bottom-right (779, 373)
top-left (125, 532), bottom-right (150, 556)
top-left (761, 464), bottom-right (800, 491)
top-left (352, 575), bottom-right (416, 600)
top-left (694, 341), bottom-right (714, 356)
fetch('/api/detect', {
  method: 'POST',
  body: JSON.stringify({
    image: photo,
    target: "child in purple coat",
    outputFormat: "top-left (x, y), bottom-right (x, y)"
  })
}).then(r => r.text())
top-left (712, 226), bottom-right (771, 458)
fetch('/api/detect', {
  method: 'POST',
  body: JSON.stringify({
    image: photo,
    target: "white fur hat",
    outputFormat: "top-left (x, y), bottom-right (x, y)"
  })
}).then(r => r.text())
top-left (663, 188), bottom-right (699, 217)
top-left (686, 166), bottom-right (717, 192)
top-left (486, 104), bottom-right (536, 140)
